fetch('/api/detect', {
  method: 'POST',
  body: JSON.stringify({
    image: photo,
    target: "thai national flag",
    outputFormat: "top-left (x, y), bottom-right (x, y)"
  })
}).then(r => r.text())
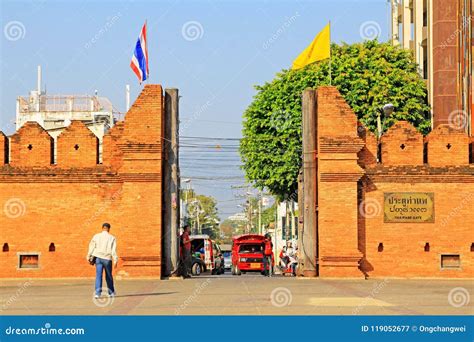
top-left (130, 21), bottom-right (149, 83)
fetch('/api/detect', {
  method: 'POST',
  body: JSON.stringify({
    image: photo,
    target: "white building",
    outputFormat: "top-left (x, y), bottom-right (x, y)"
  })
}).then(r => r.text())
top-left (270, 200), bottom-right (298, 258)
top-left (15, 66), bottom-right (116, 161)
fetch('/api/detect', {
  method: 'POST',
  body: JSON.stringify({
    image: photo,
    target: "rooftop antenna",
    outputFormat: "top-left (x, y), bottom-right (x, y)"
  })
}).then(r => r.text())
top-left (37, 65), bottom-right (42, 94)
top-left (126, 84), bottom-right (130, 111)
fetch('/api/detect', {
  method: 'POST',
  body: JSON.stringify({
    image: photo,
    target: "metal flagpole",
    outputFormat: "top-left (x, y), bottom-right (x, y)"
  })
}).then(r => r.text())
top-left (329, 20), bottom-right (332, 86)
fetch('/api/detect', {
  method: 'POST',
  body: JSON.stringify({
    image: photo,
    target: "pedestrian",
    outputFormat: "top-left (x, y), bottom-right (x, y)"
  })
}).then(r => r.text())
top-left (262, 233), bottom-right (273, 277)
top-left (279, 245), bottom-right (288, 269)
top-left (286, 242), bottom-right (297, 276)
top-left (180, 225), bottom-right (192, 278)
top-left (87, 223), bottom-right (118, 299)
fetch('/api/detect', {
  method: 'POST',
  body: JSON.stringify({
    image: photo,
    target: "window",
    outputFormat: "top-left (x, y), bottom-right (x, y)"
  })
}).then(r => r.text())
top-left (2, 243), bottom-right (8, 252)
top-left (18, 253), bottom-right (39, 269)
top-left (441, 254), bottom-right (460, 269)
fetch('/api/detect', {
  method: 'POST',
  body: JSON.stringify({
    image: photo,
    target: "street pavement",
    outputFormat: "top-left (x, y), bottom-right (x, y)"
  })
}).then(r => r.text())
top-left (0, 273), bottom-right (473, 315)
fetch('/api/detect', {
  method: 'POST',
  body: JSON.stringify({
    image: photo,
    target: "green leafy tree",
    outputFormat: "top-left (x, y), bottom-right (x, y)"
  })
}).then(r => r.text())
top-left (219, 218), bottom-right (246, 242)
top-left (240, 40), bottom-right (430, 199)
top-left (187, 194), bottom-right (220, 237)
top-left (260, 203), bottom-right (277, 230)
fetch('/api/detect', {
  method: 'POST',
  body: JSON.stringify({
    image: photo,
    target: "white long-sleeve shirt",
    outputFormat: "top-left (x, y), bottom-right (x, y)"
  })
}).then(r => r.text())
top-left (87, 231), bottom-right (118, 263)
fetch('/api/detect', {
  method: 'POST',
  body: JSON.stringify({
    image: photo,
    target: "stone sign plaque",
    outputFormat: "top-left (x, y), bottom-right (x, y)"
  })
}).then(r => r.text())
top-left (384, 192), bottom-right (434, 223)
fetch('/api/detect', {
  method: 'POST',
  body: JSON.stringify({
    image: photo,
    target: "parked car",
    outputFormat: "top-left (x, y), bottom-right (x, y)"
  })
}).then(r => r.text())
top-left (219, 244), bottom-right (232, 271)
top-left (190, 234), bottom-right (224, 275)
top-left (231, 234), bottom-right (274, 276)
top-left (223, 251), bottom-right (232, 270)
top-left (191, 256), bottom-right (205, 276)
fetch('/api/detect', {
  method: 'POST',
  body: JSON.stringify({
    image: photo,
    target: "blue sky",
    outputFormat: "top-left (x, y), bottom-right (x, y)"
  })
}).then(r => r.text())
top-left (1, 0), bottom-right (389, 219)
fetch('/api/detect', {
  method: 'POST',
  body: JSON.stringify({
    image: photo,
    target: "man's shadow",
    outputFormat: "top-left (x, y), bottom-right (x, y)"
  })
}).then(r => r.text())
top-left (114, 292), bottom-right (177, 298)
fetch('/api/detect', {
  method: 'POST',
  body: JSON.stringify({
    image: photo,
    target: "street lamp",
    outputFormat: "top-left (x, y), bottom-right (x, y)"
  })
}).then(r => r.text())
top-left (377, 103), bottom-right (394, 138)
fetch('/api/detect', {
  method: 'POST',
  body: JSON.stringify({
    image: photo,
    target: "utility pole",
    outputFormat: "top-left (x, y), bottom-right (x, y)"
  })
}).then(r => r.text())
top-left (258, 190), bottom-right (262, 234)
top-left (197, 209), bottom-right (200, 234)
top-left (302, 88), bottom-right (317, 277)
top-left (163, 88), bottom-right (180, 277)
top-left (247, 199), bottom-right (252, 234)
top-left (297, 169), bottom-right (304, 276)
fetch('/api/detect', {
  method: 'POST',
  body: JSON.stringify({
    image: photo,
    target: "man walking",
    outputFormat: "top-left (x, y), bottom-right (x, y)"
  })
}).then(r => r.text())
top-left (181, 225), bottom-right (192, 278)
top-left (87, 223), bottom-right (118, 298)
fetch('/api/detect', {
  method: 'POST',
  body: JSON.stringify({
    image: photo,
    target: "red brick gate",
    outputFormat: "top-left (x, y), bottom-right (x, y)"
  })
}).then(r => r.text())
top-left (305, 86), bottom-right (474, 278)
top-left (0, 85), bottom-right (164, 278)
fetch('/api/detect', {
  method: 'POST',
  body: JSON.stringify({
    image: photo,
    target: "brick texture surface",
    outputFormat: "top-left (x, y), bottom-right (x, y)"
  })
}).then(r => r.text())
top-left (381, 121), bottom-right (424, 166)
top-left (0, 132), bottom-right (6, 164)
top-left (316, 87), bottom-right (473, 278)
top-left (56, 121), bottom-right (99, 167)
top-left (9, 122), bottom-right (53, 167)
top-left (0, 85), bottom-right (164, 278)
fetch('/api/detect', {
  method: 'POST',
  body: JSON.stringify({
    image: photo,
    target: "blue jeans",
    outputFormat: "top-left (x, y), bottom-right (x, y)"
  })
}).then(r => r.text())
top-left (95, 257), bottom-right (115, 295)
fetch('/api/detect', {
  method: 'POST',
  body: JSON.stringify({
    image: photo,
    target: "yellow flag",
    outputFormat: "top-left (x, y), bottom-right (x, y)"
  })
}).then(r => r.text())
top-left (292, 23), bottom-right (330, 70)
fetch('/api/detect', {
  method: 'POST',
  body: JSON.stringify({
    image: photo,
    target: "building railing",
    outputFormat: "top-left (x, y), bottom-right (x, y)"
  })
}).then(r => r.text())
top-left (17, 95), bottom-right (113, 114)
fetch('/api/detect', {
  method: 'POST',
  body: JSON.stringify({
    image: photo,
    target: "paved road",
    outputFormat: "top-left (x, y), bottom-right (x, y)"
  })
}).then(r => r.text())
top-left (1, 273), bottom-right (473, 315)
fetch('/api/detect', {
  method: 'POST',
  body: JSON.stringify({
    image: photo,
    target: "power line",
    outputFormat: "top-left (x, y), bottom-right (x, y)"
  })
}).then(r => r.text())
top-left (180, 135), bottom-right (241, 141)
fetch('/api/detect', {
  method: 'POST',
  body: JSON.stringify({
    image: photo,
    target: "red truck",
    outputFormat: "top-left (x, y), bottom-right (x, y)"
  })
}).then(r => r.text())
top-left (231, 234), bottom-right (274, 276)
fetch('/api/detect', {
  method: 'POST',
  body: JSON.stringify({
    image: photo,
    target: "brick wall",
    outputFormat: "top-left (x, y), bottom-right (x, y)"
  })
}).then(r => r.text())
top-left (9, 122), bottom-right (54, 167)
top-left (56, 121), bottom-right (99, 167)
top-left (315, 86), bottom-right (474, 278)
top-left (381, 121), bottom-right (424, 166)
top-left (0, 132), bottom-right (7, 164)
top-left (0, 85), bottom-right (164, 278)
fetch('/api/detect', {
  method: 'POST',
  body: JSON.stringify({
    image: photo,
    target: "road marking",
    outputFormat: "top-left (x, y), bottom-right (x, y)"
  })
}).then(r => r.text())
top-left (308, 297), bottom-right (394, 307)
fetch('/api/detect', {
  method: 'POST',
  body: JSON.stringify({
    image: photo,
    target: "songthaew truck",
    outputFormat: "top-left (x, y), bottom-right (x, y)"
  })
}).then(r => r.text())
top-left (231, 234), bottom-right (274, 276)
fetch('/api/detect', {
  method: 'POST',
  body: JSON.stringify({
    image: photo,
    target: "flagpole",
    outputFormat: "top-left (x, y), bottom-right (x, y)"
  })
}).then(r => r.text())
top-left (329, 20), bottom-right (332, 86)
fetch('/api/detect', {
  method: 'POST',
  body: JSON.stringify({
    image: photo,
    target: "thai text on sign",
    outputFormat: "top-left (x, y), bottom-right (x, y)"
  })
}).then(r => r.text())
top-left (383, 192), bottom-right (434, 223)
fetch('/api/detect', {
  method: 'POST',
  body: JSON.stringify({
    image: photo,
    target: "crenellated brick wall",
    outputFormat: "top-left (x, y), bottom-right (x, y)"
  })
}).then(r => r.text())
top-left (381, 121), bottom-right (424, 166)
top-left (56, 121), bottom-right (99, 167)
top-left (0, 85), bottom-right (164, 278)
top-left (9, 122), bottom-right (54, 167)
top-left (314, 86), bottom-right (474, 278)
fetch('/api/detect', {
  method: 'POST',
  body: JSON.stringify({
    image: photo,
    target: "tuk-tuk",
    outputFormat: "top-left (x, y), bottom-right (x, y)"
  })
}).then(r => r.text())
top-left (231, 234), bottom-right (274, 275)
